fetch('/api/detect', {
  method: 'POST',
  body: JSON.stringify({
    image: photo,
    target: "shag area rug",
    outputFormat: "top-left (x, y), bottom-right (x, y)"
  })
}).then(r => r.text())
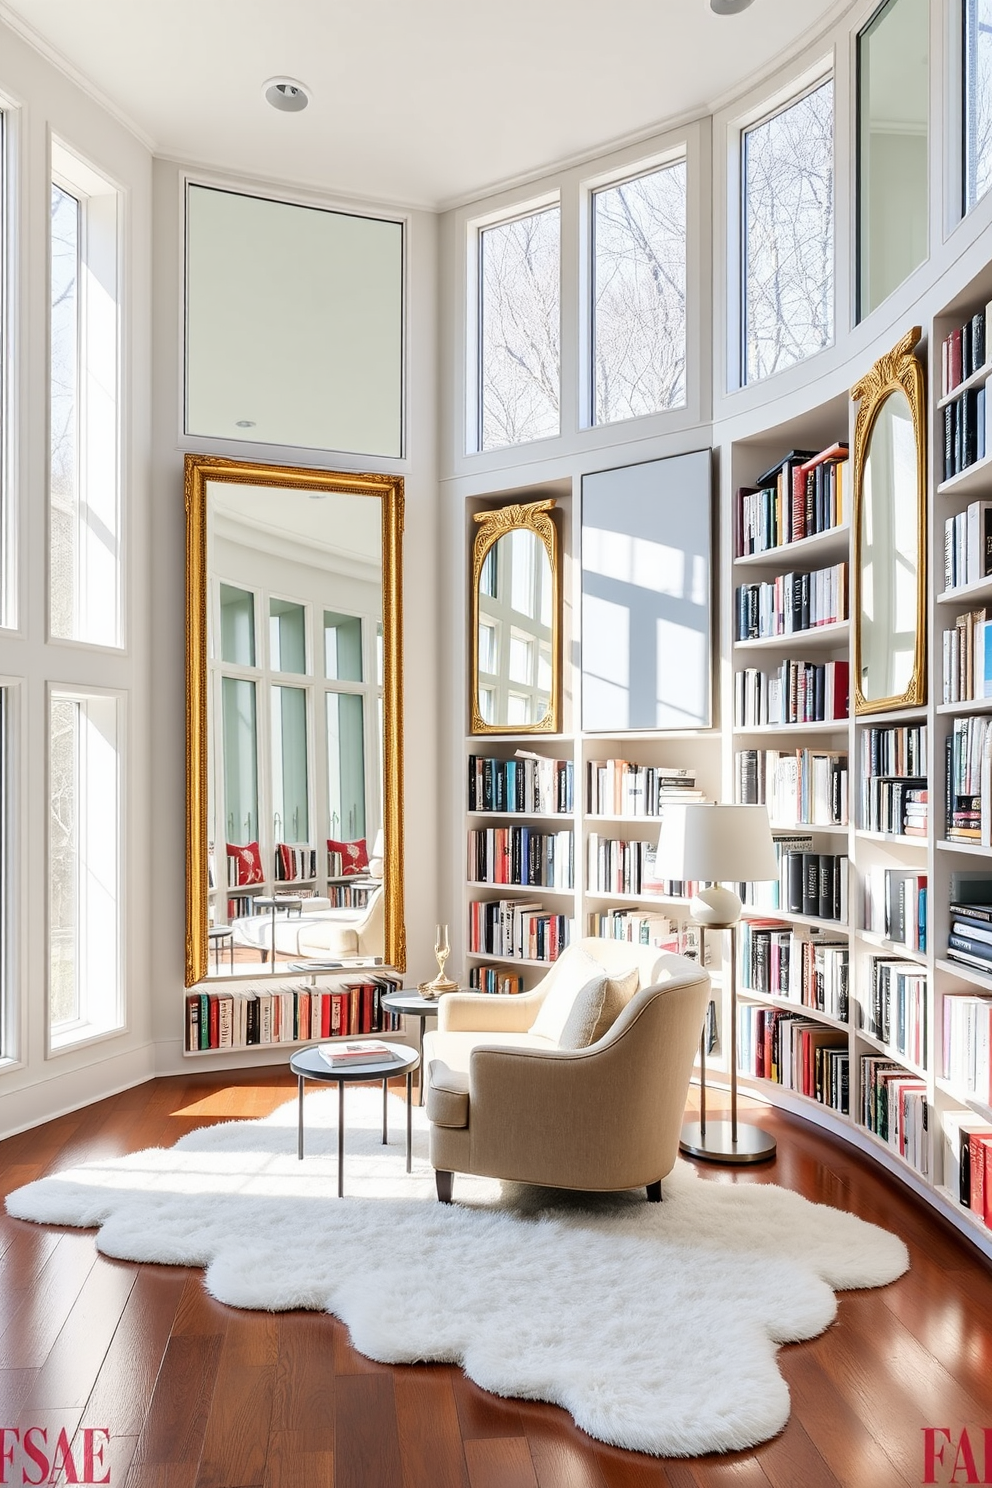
top-left (6, 1088), bottom-right (908, 1457)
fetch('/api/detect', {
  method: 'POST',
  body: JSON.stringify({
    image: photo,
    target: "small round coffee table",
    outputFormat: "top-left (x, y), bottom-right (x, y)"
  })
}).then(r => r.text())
top-left (289, 1041), bottom-right (420, 1196)
top-left (381, 991), bottom-right (450, 1105)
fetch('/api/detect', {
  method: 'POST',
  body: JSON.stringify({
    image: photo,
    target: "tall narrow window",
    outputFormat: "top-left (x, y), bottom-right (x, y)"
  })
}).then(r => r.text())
top-left (0, 688), bottom-right (7, 1058)
top-left (49, 691), bottom-right (122, 1048)
top-left (49, 142), bottom-right (120, 647)
top-left (479, 206), bottom-right (560, 451)
top-left (964, 0), bottom-right (992, 211)
top-left (592, 161), bottom-right (687, 423)
top-left (858, 0), bottom-right (929, 318)
top-left (0, 109), bottom-right (10, 633)
top-left (743, 80), bottom-right (834, 384)
top-left (271, 685), bottom-right (309, 843)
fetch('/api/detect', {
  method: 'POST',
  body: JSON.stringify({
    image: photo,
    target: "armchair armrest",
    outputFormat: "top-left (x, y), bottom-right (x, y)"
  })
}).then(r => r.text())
top-left (438, 990), bottom-right (544, 1033)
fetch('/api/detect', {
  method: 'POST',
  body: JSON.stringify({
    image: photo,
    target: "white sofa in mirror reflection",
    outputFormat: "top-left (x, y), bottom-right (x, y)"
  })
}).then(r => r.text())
top-left (231, 882), bottom-right (384, 962)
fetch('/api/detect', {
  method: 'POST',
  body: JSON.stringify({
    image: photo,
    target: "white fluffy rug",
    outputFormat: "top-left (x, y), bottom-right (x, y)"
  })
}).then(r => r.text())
top-left (6, 1088), bottom-right (908, 1457)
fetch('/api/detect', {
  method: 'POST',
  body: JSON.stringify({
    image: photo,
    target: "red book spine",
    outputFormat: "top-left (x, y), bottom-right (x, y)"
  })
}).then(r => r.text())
top-left (321, 993), bottom-right (331, 1039)
top-left (209, 994), bottom-right (220, 1049)
top-left (971, 1133), bottom-right (989, 1217)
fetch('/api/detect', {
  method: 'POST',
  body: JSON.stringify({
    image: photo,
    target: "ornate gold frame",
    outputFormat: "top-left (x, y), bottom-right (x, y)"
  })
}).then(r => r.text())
top-left (470, 499), bottom-right (560, 735)
top-left (184, 454), bottom-right (406, 986)
top-left (851, 327), bottom-right (927, 715)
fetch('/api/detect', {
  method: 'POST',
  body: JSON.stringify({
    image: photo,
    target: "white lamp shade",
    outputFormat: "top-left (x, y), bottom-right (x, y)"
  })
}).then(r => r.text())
top-left (655, 803), bottom-right (778, 884)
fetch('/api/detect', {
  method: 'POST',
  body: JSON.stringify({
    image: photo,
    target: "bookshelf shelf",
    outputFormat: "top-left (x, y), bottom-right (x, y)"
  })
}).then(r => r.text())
top-left (937, 697), bottom-right (992, 715)
top-left (937, 575), bottom-right (992, 604)
top-left (934, 1075), bottom-right (992, 1123)
top-left (740, 906), bottom-right (848, 932)
top-left (737, 987), bottom-right (849, 1033)
top-left (856, 829), bottom-right (928, 848)
top-left (466, 810), bottom-right (572, 821)
top-left (857, 928), bottom-right (928, 965)
top-left (733, 621), bottom-right (850, 653)
top-left (937, 359), bottom-right (992, 411)
top-left (733, 524), bottom-right (850, 568)
top-left (936, 955), bottom-right (992, 991)
top-left (936, 838), bottom-right (992, 856)
top-left (732, 719), bottom-right (849, 737)
top-left (466, 881), bottom-right (575, 896)
top-left (854, 1027), bottom-right (928, 1081)
top-left (937, 449), bottom-right (992, 497)
top-left (583, 888), bottom-right (690, 906)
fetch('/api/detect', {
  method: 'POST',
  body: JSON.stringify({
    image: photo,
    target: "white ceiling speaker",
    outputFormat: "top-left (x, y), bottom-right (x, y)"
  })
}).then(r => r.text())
top-left (262, 77), bottom-right (310, 112)
top-left (710, 0), bottom-right (755, 11)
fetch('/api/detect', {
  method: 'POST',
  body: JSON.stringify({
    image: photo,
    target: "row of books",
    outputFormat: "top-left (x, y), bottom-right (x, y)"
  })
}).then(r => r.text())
top-left (946, 899), bottom-right (992, 977)
top-left (863, 868), bottom-right (928, 951)
top-left (274, 844), bottom-right (318, 881)
top-left (941, 381), bottom-right (990, 483)
top-left (742, 844), bottom-right (848, 922)
top-left (326, 882), bottom-right (375, 908)
top-left (943, 501), bottom-right (992, 591)
top-left (861, 1056), bottom-right (930, 1177)
top-left (468, 899), bottom-right (573, 962)
top-left (942, 607), bottom-right (992, 703)
top-left (468, 965), bottom-right (525, 995)
top-left (735, 748), bottom-right (848, 826)
top-left (734, 444), bottom-right (848, 556)
top-left (945, 716), bottom-right (992, 842)
top-left (586, 909), bottom-right (676, 949)
top-left (737, 1006), bottom-right (849, 1112)
top-left (942, 993), bottom-right (992, 1104)
top-left (586, 835), bottom-right (662, 898)
top-left (946, 1111), bottom-right (992, 1222)
top-left (859, 957), bottom-right (927, 1070)
top-left (585, 760), bottom-right (702, 817)
top-left (859, 777), bottom-right (927, 837)
top-left (940, 301), bottom-right (989, 397)
top-left (738, 922), bottom-right (849, 1020)
top-left (226, 893), bottom-right (259, 919)
top-left (185, 976), bottom-right (403, 1051)
top-left (860, 722), bottom-right (927, 781)
top-left (468, 827), bottom-right (574, 889)
top-left (734, 563), bottom-right (847, 641)
top-left (733, 660), bottom-right (849, 728)
top-left (467, 754), bottom-right (574, 815)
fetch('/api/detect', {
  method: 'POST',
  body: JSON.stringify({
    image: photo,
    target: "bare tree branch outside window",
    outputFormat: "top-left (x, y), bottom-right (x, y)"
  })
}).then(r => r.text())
top-left (744, 80), bottom-right (834, 385)
top-left (965, 0), bottom-right (992, 210)
top-left (480, 207), bottom-right (560, 451)
top-left (593, 162), bottom-right (687, 424)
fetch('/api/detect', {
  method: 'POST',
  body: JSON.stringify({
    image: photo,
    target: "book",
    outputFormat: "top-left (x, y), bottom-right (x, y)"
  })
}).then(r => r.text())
top-left (318, 1039), bottom-right (397, 1066)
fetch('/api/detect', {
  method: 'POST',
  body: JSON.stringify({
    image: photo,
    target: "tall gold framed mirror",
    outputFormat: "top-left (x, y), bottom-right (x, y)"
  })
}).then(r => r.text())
top-left (851, 327), bottom-right (927, 714)
top-left (185, 455), bottom-right (405, 986)
top-left (470, 499), bottom-right (560, 734)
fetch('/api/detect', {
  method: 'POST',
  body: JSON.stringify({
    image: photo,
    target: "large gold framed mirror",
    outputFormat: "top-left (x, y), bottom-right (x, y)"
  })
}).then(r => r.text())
top-left (185, 455), bottom-right (405, 985)
top-left (852, 327), bottom-right (927, 714)
top-left (470, 499), bottom-right (560, 734)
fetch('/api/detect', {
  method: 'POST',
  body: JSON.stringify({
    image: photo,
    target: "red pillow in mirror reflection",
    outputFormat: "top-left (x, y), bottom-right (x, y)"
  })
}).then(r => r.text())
top-left (327, 838), bottom-right (369, 876)
top-left (227, 840), bottom-right (264, 885)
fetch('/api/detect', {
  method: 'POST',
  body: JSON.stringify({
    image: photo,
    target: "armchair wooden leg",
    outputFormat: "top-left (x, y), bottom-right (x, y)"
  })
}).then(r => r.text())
top-left (646, 1180), bottom-right (663, 1203)
top-left (436, 1170), bottom-right (454, 1204)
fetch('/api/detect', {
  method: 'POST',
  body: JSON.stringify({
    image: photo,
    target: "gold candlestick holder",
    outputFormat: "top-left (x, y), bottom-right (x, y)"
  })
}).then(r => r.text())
top-left (419, 923), bottom-right (459, 999)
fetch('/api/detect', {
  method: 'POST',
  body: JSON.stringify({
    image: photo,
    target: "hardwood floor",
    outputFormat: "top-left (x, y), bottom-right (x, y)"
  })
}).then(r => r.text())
top-left (1, 1069), bottom-right (990, 1487)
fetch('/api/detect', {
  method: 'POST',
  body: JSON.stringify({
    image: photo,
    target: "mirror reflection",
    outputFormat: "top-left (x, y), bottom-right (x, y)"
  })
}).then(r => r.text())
top-left (852, 328), bottom-right (926, 713)
top-left (471, 500), bottom-right (559, 734)
top-left (186, 459), bottom-right (404, 982)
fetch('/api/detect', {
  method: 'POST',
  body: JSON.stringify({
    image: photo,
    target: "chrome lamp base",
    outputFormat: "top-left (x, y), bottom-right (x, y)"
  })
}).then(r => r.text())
top-left (679, 1118), bottom-right (777, 1165)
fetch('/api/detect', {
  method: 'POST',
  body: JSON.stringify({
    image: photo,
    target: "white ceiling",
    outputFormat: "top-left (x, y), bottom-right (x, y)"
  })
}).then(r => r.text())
top-left (2, 0), bottom-right (847, 208)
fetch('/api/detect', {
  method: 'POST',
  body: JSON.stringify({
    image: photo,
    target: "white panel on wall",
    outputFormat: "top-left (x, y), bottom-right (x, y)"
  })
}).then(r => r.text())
top-left (581, 451), bottom-right (712, 731)
top-left (186, 185), bottom-right (403, 456)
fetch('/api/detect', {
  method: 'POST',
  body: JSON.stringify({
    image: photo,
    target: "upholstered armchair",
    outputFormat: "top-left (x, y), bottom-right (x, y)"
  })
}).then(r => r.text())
top-left (423, 938), bottom-right (710, 1204)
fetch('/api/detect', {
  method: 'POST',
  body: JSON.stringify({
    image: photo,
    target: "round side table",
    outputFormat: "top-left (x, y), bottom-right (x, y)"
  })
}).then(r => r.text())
top-left (289, 1041), bottom-right (420, 1196)
top-left (207, 924), bottom-right (235, 972)
top-left (381, 991), bottom-right (452, 1106)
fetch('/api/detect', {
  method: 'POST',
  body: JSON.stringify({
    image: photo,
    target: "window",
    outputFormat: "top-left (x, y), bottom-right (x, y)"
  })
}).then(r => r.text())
top-left (50, 141), bottom-right (121, 648)
top-left (0, 688), bottom-right (7, 1058)
top-left (478, 205), bottom-right (560, 451)
top-left (0, 108), bottom-right (10, 633)
top-left (49, 691), bottom-right (122, 1048)
top-left (964, 0), bottom-right (992, 211)
top-left (742, 80), bottom-right (834, 384)
top-left (857, 0), bottom-right (929, 318)
top-left (592, 161), bottom-right (687, 423)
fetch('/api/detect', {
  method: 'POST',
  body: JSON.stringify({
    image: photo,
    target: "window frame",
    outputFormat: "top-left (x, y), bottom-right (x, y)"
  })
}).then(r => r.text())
top-left (738, 69), bottom-right (836, 388)
top-left (588, 150), bottom-right (689, 428)
top-left (48, 136), bottom-right (123, 653)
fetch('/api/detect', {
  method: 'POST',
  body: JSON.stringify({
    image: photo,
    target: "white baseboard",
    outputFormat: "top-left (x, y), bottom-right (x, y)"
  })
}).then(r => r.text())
top-left (0, 1043), bottom-right (157, 1143)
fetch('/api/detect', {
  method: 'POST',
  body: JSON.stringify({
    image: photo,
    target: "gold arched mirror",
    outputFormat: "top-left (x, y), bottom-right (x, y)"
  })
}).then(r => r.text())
top-left (185, 455), bottom-right (405, 985)
top-left (852, 328), bottom-right (927, 714)
top-left (470, 499), bottom-right (560, 734)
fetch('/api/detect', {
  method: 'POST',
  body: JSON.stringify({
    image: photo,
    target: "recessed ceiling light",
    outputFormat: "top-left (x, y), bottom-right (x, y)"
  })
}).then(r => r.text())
top-left (235, 419), bottom-right (256, 428)
top-left (262, 77), bottom-right (310, 113)
top-left (710, 0), bottom-right (754, 11)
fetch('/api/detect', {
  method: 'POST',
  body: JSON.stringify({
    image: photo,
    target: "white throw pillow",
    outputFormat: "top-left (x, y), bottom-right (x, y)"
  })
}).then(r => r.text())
top-left (591, 966), bottom-right (640, 1043)
top-left (557, 974), bottom-right (609, 1049)
top-left (530, 948), bottom-right (608, 1043)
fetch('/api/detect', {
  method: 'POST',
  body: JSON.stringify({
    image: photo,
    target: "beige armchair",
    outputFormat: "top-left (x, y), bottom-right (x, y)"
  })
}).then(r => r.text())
top-left (424, 938), bottom-right (710, 1204)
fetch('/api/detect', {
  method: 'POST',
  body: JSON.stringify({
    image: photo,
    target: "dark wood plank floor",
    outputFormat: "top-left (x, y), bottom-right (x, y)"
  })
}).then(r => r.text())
top-left (0, 1069), bottom-right (989, 1487)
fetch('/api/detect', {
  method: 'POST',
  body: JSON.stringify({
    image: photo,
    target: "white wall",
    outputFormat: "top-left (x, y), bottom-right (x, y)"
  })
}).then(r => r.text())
top-left (0, 17), bottom-right (155, 1136)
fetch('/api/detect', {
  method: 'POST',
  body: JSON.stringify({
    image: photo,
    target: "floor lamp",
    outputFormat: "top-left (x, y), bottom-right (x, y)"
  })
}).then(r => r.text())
top-left (655, 802), bottom-right (779, 1165)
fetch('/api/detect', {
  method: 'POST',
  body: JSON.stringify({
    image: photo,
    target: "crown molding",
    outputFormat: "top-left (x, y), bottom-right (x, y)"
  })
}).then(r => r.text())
top-left (0, 1), bottom-right (156, 151)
